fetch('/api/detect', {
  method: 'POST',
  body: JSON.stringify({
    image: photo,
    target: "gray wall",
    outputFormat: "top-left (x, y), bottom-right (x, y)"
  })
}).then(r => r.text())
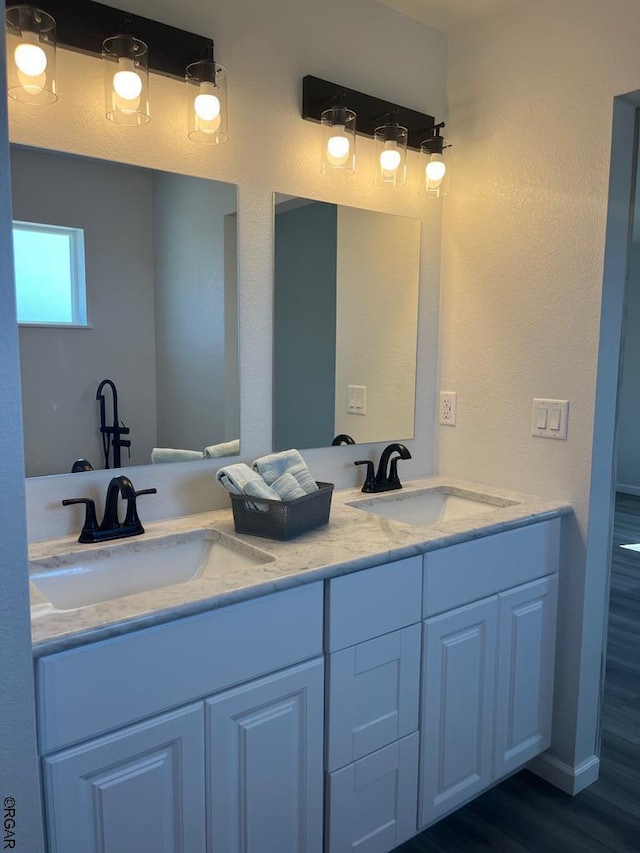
top-left (274, 202), bottom-right (337, 450)
top-left (12, 149), bottom-right (157, 475)
top-left (153, 174), bottom-right (237, 450)
top-left (0, 24), bottom-right (45, 851)
top-left (617, 242), bottom-right (640, 490)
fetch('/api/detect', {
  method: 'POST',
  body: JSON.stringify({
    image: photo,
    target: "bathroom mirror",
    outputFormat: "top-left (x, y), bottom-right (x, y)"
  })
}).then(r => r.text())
top-left (11, 145), bottom-right (239, 477)
top-left (273, 194), bottom-right (420, 451)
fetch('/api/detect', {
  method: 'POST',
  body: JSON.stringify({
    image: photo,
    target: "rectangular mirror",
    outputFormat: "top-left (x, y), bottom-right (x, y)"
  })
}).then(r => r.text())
top-left (273, 194), bottom-right (420, 450)
top-left (11, 145), bottom-right (239, 477)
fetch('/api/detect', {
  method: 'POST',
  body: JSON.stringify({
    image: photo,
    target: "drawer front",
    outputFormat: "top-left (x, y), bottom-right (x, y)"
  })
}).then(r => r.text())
top-left (326, 732), bottom-right (419, 853)
top-left (37, 583), bottom-right (323, 754)
top-left (423, 518), bottom-right (560, 617)
top-left (327, 556), bottom-right (422, 651)
top-left (327, 624), bottom-right (420, 771)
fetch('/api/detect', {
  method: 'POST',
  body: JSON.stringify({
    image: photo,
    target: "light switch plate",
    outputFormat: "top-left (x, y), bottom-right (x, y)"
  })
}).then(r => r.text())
top-left (347, 385), bottom-right (367, 416)
top-left (531, 398), bottom-right (569, 440)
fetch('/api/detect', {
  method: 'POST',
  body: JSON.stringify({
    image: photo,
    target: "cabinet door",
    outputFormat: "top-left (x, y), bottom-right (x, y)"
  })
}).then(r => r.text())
top-left (326, 732), bottom-right (419, 853)
top-left (327, 624), bottom-right (421, 771)
top-left (420, 597), bottom-right (498, 828)
top-left (43, 703), bottom-right (206, 853)
top-left (494, 575), bottom-right (558, 779)
top-left (206, 658), bottom-right (324, 853)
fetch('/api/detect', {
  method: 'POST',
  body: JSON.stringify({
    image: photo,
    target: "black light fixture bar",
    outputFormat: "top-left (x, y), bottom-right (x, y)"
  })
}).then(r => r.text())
top-left (30, 0), bottom-right (214, 79)
top-left (302, 75), bottom-right (435, 152)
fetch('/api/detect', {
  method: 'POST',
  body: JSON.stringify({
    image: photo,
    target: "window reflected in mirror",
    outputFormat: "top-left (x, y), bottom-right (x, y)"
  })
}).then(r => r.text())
top-left (273, 195), bottom-right (420, 451)
top-left (11, 145), bottom-right (239, 477)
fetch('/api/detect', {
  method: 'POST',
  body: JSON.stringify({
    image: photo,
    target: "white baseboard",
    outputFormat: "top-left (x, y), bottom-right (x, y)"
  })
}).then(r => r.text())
top-left (528, 753), bottom-right (600, 795)
top-left (616, 483), bottom-right (640, 497)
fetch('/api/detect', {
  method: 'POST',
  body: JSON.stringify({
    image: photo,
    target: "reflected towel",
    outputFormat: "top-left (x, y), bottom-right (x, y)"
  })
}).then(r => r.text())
top-left (252, 449), bottom-right (318, 494)
top-left (270, 472), bottom-right (306, 501)
top-left (215, 463), bottom-right (280, 511)
top-left (204, 439), bottom-right (240, 458)
top-left (152, 448), bottom-right (203, 464)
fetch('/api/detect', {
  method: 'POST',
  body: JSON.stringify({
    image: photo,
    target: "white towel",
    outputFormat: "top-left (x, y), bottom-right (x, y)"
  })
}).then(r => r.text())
top-left (252, 449), bottom-right (318, 494)
top-left (215, 463), bottom-right (280, 511)
top-left (204, 439), bottom-right (240, 458)
top-left (152, 448), bottom-right (203, 464)
top-left (270, 472), bottom-right (306, 501)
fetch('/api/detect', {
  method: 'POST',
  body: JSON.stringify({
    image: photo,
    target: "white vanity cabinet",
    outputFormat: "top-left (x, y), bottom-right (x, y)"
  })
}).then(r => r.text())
top-left (325, 556), bottom-right (423, 853)
top-left (419, 519), bottom-right (560, 829)
top-left (36, 583), bottom-right (324, 853)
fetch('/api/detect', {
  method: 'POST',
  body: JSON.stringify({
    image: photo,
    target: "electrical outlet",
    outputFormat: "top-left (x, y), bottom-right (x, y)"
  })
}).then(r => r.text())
top-left (439, 391), bottom-right (457, 426)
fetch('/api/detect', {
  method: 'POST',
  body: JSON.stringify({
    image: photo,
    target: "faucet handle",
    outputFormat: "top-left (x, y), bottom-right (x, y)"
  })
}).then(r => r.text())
top-left (354, 460), bottom-right (376, 493)
top-left (62, 498), bottom-right (100, 543)
top-left (123, 487), bottom-right (157, 532)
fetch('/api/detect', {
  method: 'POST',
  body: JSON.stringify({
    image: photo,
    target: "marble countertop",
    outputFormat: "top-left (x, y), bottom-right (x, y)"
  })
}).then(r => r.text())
top-left (29, 476), bottom-right (572, 656)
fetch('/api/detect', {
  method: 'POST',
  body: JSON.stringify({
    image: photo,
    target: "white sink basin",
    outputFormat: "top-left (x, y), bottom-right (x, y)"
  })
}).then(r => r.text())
top-left (347, 487), bottom-right (517, 526)
top-left (30, 529), bottom-right (274, 611)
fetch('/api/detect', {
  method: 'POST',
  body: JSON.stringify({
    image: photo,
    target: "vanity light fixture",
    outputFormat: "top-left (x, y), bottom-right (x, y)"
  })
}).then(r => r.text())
top-left (419, 122), bottom-right (449, 198)
top-left (5, 0), bottom-right (221, 134)
top-left (185, 50), bottom-right (228, 144)
top-left (6, 5), bottom-right (58, 105)
top-left (302, 75), bottom-right (439, 186)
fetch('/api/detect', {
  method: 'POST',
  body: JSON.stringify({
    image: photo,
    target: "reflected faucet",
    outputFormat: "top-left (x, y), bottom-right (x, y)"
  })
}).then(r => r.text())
top-left (331, 434), bottom-right (356, 446)
top-left (354, 443), bottom-right (412, 493)
top-left (96, 379), bottom-right (131, 469)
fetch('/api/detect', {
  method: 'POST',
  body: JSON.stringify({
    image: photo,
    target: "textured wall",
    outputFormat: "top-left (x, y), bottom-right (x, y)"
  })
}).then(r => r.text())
top-left (0, 17), bottom-right (45, 851)
top-left (441, 0), bottom-right (640, 784)
top-left (10, 0), bottom-right (447, 540)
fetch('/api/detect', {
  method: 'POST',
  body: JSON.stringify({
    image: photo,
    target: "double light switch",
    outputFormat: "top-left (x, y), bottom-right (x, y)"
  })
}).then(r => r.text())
top-left (531, 399), bottom-right (569, 440)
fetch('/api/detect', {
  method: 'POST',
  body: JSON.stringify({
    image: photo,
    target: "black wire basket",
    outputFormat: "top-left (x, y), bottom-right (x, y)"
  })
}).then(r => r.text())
top-left (229, 481), bottom-right (334, 541)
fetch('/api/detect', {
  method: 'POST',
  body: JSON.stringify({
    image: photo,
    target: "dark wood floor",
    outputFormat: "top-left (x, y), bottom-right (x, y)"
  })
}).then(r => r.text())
top-left (394, 493), bottom-right (640, 852)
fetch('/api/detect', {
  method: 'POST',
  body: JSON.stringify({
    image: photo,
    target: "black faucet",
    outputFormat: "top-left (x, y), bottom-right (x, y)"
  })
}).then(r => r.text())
top-left (63, 475), bottom-right (157, 543)
top-left (96, 379), bottom-right (131, 469)
top-left (331, 434), bottom-right (356, 446)
top-left (354, 443), bottom-right (412, 493)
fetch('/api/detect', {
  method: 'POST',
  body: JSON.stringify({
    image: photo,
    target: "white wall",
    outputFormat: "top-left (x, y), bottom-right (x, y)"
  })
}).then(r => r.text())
top-left (335, 206), bottom-right (419, 442)
top-left (441, 0), bottom-right (640, 790)
top-left (10, 0), bottom-right (446, 540)
top-left (0, 13), bottom-right (44, 849)
top-left (12, 149), bottom-right (157, 474)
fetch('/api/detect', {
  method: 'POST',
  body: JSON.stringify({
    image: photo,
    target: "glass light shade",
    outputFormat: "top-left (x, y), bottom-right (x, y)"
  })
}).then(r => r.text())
top-left (6, 5), bottom-right (57, 105)
top-left (320, 106), bottom-right (356, 176)
top-left (419, 142), bottom-right (448, 198)
top-left (186, 61), bottom-right (228, 144)
top-left (373, 123), bottom-right (408, 187)
top-left (102, 35), bottom-right (150, 126)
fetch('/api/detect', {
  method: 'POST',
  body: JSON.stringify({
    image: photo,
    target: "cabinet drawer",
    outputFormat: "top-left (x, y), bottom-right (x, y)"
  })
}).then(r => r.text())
top-left (326, 732), bottom-right (419, 853)
top-left (423, 518), bottom-right (560, 617)
top-left (327, 556), bottom-right (422, 651)
top-left (37, 583), bottom-right (323, 754)
top-left (327, 624), bottom-right (420, 771)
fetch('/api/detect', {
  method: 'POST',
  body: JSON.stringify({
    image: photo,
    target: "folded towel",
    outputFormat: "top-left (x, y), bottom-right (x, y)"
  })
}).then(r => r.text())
top-left (152, 448), bottom-right (203, 464)
top-left (270, 472), bottom-right (306, 501)
top-left (252, 449), bottom-right (319, 495)
top-left (215, 463), bottom-right (280, 511)
top-left (204, 439), bottom-right (240, 458)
